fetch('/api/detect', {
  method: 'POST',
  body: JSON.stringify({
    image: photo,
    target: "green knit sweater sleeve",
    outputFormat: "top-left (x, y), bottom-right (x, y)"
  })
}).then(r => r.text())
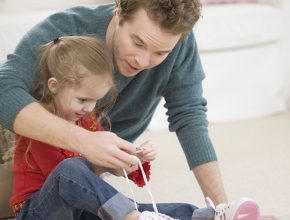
top-left (163, 33), bottom-right (217, 169)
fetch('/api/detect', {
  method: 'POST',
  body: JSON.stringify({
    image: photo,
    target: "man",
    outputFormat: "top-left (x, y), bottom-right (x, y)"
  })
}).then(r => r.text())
top-left (0, 0), bottom-right (226, 211)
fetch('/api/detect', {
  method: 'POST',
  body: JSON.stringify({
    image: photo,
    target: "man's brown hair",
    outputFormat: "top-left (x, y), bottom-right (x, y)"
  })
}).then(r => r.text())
top-left (116, 0), bottom-right (202, 40)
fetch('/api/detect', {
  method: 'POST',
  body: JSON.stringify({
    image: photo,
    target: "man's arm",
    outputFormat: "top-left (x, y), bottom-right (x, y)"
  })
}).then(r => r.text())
top-left (193, 161), bottom-right (228, 205)
top-left (163, 33), bottom-right (228, 205)
top-left (14, 102), bottom-right (138, 168)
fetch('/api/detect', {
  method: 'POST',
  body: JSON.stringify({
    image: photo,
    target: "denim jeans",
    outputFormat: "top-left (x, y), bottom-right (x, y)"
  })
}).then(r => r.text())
top-left (15, 158), bottom-right (200, 220)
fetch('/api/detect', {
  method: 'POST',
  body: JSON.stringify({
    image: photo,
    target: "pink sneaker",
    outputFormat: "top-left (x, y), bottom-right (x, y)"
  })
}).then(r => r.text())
top-left (206, 197), bottom-right (260, 220)
top-left (138, 211), bottom-right (179, 220)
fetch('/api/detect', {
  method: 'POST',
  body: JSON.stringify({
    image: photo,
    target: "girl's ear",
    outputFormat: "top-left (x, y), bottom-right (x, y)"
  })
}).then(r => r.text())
top-left (47, 77), bottom-right (58, 94)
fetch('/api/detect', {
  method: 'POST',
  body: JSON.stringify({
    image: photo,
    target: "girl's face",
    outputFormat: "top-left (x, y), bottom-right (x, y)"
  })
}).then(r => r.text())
top-left (52, 73), bottom-right (112, 123)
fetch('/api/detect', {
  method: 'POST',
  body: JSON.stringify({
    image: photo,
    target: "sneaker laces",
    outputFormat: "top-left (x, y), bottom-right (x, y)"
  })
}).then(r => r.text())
top-left (140, 211), bottom-right (177, 220)
top-left (205, 197), bottom-right (231, 220)
top-left (124, 159), bottom-right (180, 219)
top-left (123, 158), bottom-right (158, 213)
top-left (215, 204), bottom-right (231, 220)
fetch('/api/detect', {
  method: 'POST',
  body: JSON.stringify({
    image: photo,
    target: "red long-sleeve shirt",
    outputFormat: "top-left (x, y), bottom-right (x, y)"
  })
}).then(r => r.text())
top-left (10, 113), bottom-right (150, 209)
top-left (9, 114), bottom-right (103, 207)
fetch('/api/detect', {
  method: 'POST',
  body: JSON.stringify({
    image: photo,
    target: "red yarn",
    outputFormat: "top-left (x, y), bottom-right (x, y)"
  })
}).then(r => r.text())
top-left (128, 162), bottom-right (151, 187)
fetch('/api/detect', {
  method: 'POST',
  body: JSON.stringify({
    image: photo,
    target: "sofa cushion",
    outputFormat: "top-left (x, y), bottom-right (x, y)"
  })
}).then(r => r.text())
top-left (0, 125), bottom-right (15, 164)
top-left (194, 3), bottom-right (285, 51)
top-left (0, 161), bottom-right (14, 219)
top-left (0, 125), bottom-right (15, 218)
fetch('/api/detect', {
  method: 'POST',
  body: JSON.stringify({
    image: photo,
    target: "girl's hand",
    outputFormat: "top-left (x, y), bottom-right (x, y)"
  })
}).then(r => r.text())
top-left (108, 155), bottom-right (140, 176)
top-left (136, 140), bottom-right (157, 163)
top-left (94, 165), bottom-right (139, 177)
top-left (110, 165), bottom-right (139, 176)
top-left (92, 165), bottom-right (110, 176)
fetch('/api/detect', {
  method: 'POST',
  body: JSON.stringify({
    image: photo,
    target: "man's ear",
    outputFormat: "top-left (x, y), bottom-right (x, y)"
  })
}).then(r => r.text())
top-left (115, 1), bottom-right (122, 19)
top-left (115, 0), bottom-right (121, 14)
top-left (115, 1), bottom-right (122, 23)
top-left (116, 4), bottom-right (121, 15)
top-left (47, 77), bottom-right (58, 94)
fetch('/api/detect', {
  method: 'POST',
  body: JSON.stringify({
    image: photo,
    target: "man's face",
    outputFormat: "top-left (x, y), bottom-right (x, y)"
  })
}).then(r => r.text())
top-left (111, 8), bottom-right (181, 77)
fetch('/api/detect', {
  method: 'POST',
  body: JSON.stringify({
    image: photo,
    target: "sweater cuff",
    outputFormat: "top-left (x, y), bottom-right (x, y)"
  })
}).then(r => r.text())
top-left (176, 126), bottom-right (217, 170)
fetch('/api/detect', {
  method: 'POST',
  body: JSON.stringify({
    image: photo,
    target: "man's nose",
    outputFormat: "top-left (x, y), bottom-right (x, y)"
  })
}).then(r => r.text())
top-left (135, 52), bottom-right (151, 68)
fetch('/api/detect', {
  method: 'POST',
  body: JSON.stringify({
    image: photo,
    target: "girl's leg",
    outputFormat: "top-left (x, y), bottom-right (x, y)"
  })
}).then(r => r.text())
top-left (138, 203), bottom-right (199, 220)
top-left (16, 158), bottom-right (136, 220)
top-left (79, 211), bottom-right (102, 220)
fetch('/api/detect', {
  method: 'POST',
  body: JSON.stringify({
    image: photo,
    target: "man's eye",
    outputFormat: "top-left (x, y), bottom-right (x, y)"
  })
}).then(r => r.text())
top-left (135, 42), bottom-right (143, 47)
top-left (79, 98), bottom-right (87, 102)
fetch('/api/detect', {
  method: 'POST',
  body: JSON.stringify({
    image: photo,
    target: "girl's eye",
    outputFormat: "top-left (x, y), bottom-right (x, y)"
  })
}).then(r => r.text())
top-left (79, 98), bottom-right (87, 102)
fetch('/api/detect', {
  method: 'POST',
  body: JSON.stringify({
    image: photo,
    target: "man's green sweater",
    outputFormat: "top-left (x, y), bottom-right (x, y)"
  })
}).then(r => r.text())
top-left (0, 4), bottom-right (217, 169)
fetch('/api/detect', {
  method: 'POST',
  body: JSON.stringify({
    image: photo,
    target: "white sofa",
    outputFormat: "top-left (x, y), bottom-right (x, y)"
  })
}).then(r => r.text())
top-left (196, 0), bottom-right (290, 122)
top-left (149, 0), bottom-right (290, 130)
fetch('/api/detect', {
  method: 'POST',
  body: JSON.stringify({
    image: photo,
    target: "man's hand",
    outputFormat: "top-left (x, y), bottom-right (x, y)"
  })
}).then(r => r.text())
top-left (77, 130), bottom-right (139, 170)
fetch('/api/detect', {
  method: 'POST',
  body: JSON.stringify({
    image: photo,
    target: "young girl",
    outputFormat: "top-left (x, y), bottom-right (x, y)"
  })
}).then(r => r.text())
top-left (8, 36), bottom-right (167, 220)
top-left (9, 36), bottom-right (260, 220)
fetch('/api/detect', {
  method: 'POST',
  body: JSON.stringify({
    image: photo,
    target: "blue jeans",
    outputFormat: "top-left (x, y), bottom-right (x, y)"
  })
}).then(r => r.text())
top-left (16, 158), bottom-right (199, 220)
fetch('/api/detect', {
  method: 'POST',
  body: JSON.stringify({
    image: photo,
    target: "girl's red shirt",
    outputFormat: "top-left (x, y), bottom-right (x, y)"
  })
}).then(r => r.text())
top-left (9, 113), bottom-right (150, 208)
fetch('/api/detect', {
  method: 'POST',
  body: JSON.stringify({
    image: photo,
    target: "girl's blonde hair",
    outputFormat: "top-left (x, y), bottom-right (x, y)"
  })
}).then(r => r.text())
top-left (21, 36), bottom-right (116, 165)
top-left (34, 36), bottom-right (116, 122)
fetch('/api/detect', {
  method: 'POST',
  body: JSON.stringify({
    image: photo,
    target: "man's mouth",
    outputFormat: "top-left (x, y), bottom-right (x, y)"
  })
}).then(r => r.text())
top-left (125, 60), bottom-right (139, 73)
